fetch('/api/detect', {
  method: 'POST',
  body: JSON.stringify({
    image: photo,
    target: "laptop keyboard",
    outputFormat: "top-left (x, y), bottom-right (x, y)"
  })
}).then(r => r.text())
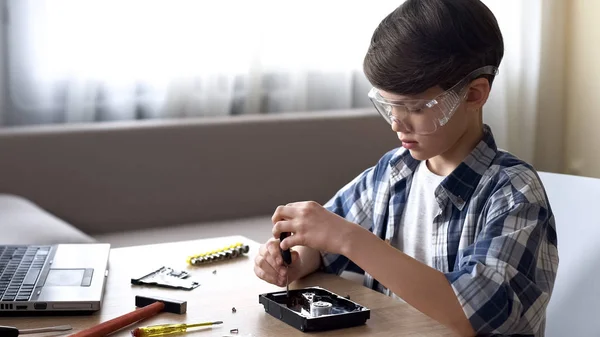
top-left (0, 246), bottom-right (50, 302)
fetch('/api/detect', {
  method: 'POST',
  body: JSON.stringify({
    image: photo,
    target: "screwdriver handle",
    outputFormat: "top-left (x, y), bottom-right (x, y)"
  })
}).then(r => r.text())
top-left (131, 321), bottom-right (223, 337)
top-left (279, 232), bottom-right (292, 265)
top-left (133, 324), bottom-right (186, 337)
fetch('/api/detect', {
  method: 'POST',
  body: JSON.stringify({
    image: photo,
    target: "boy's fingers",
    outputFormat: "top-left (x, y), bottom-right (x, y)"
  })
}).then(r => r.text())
top-left (254, 254), bottom-right (279, 284)
top-left (277, 269), bottom-right (288, 287)
top-left (254, 264), bottom-right (279, 285)
top-left (286, 201), bottom-right (309, 207)
top-left (290, 250), bottom-right (300, 264)
top-left (280, 234), bottom-right (304, 251)
top-left (271, 205), bottom-right (300, 224)
top-left (272, 220), bottom-right (295, 238)
top-left (266, 239), bottom-right (283, 267)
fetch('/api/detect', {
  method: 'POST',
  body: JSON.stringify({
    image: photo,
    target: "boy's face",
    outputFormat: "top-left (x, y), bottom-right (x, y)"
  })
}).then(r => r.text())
top-left (379, 86), bottom-right (478, 161)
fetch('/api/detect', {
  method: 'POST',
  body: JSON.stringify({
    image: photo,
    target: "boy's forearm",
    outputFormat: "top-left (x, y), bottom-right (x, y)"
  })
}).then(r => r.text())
top-left (343, 226), bottom-right (475, 337)
top-left (295, 246), bottom-right (322, 279)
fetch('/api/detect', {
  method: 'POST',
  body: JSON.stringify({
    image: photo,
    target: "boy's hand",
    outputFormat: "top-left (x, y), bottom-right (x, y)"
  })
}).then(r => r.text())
top-left (254, 237), bottom-right (300, 287)
top-left (271, 201), bottom-right (356, 255)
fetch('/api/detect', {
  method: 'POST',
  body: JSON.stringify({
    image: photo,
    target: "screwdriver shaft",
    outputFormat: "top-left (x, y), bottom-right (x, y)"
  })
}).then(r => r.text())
top-left (20, 325), bottom-right (72, 334)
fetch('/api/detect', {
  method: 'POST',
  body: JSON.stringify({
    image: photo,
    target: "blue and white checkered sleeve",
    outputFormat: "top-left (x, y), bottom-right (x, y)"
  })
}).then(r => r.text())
top-left (445, 172), bottom-right (559, 335)
top-left (319, 166), bottom-right (376, 275)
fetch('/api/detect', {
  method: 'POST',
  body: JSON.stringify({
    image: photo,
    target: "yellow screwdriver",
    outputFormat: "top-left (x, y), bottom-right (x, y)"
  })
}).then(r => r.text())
top-left (130, 321), bottom-right (223, 337)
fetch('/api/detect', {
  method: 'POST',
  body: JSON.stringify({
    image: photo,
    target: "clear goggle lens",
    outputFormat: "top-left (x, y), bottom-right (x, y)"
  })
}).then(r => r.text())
top-left (368, 65), bottom-right (499, 135)
top-left (369, 89), bottom-right (465, 135)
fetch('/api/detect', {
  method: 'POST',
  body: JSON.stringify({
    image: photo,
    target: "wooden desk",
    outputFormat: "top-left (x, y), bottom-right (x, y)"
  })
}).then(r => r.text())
top-left (0, 236), bottom-right (455, 336)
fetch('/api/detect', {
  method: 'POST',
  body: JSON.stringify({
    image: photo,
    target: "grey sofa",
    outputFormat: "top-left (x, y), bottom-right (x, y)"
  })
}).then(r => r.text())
top-left (0, 109), bottom-right (597, 336)
top-left (0, 108), bottom-right (398, 246)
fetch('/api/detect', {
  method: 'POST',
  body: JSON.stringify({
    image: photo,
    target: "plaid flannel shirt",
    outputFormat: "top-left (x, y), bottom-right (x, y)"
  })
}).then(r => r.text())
top-left (321, 125), bottom-right (559, 336)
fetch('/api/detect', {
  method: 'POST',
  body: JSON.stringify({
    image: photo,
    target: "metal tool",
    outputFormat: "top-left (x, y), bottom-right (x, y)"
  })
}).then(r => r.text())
top-left (0, 325), bottom-right (72, 337)
top-left (131, 321), bottom-right (223, 337)
top-left (310, 301), bottom-right (333, 317)
top-left (68, 295), bottom-right (187, 337)
top-left (279, 232), bottom-right (292, 297)
top-left (131, 266), bottom-right (200, 290)
top-left (187, 243), bottom-right (250, 266)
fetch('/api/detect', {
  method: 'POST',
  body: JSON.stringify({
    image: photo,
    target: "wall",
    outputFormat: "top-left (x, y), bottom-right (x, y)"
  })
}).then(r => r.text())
top-left (564, 0), bottom-right (600, 178)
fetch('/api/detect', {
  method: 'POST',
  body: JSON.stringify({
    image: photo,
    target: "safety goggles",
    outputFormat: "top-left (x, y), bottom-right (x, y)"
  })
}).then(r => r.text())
top-left (368, 65), bottom-right (499, 135)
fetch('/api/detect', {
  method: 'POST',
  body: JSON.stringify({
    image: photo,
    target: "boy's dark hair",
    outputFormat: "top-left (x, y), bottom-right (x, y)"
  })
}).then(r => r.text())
top-left (364, 0), bottom-right (504, 95)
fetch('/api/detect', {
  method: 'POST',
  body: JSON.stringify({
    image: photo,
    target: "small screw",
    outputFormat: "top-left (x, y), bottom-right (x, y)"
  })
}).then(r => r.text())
top-left (231, 307), bottom-right (237, 313)
top-left (212, 270), bottom-right (217, 274)
top-left (230, 328), bottom-right (239, 334)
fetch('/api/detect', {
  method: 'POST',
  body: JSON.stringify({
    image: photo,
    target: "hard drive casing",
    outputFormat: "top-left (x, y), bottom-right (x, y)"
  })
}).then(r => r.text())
top-left (259, 286), bottom-right (370, 332)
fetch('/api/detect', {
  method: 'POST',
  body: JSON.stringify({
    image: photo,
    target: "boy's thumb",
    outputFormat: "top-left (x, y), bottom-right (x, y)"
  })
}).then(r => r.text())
top-left (290, 250), bottom-right (300, 264)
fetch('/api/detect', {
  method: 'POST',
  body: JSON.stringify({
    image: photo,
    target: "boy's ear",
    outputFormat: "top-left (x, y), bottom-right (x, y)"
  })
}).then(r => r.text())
top-left (465, 77), bottom-right (491, 112)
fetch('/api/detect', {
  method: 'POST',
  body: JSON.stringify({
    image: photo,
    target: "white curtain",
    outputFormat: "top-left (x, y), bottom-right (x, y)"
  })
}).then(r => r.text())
top-left (482, 0), bottom-right (565, 171)
top-left (4, 0), bottom-right (399, 123)
top-left (1, 0), bottom-right (565, 171)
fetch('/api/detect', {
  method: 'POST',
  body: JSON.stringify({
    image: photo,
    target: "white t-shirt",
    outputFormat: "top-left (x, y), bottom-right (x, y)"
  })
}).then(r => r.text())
top-left (392, 160), bottom-right (446, 267)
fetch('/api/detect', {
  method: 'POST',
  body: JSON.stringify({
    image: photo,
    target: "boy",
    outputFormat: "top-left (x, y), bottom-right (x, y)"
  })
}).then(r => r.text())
top-left (253, 0), bottom-right (558, 336)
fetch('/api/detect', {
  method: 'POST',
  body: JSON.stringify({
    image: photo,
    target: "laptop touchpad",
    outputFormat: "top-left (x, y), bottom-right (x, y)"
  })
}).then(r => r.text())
top-left (46, 269), bottom-right (94, 287)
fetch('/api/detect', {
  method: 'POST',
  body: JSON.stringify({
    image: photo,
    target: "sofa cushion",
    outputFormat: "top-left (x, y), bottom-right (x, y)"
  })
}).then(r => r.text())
top-left (0, 194), bottom-right (95, 245)
top-left (0, 109), bottom-right (397, 235)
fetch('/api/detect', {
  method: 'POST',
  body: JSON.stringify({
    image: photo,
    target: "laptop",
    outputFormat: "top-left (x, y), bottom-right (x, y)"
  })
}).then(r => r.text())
top-left (0, 243), bottom-right (110, 314)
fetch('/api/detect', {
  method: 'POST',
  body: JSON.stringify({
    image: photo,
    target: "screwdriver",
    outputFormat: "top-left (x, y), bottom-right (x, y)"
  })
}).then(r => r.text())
top-left (279, 232), bottom-right (292, 297)
top-left (0, 325), bottom-right (72, 337)
top-left (130, 321), bottom-right (223, 337)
